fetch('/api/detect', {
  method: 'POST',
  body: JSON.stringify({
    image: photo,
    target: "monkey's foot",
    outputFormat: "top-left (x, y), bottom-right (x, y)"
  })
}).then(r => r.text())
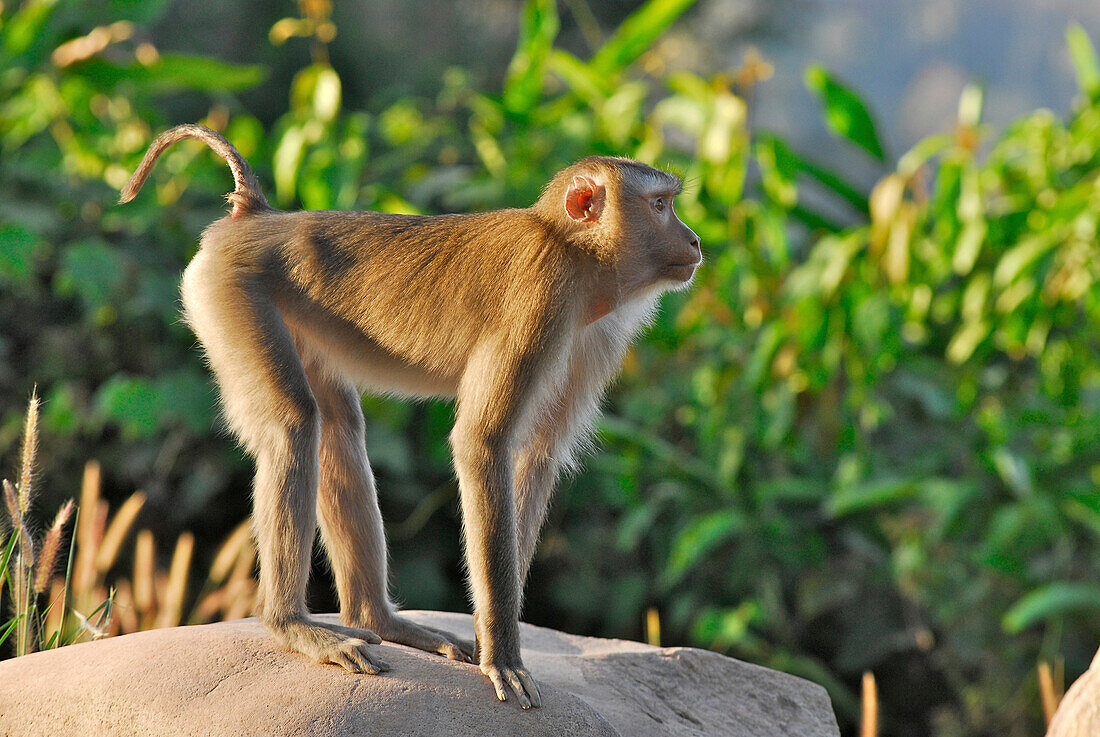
top-left (270, 618), bottom-right (390, 674)
top-left (367, 614), bottom-right (475, 663)
top-left (482, 661), bottom-right (542, 709)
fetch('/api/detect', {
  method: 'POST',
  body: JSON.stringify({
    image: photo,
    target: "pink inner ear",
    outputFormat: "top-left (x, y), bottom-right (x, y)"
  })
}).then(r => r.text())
top-left (565, 175), bottom-right (604, 222)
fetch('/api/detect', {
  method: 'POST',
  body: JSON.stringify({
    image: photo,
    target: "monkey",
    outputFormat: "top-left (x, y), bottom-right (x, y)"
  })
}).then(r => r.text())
top-left (120, 124), bottom-right (701, 709)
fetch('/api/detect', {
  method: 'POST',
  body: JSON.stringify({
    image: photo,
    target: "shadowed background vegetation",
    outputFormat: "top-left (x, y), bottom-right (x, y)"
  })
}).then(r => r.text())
top-left (1, 1), bottom-right (1098, 736)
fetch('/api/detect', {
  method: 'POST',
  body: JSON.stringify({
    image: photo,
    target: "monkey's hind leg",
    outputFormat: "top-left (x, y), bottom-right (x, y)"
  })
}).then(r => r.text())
top-left (304, 365), bottom-right (474, 663)
top-left (181, 251), bottom-right (388, 675)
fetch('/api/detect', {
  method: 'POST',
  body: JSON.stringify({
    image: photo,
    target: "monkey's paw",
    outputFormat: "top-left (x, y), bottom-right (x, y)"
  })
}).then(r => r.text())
top-left (272, 618), bottom-right (390, 675)
top-left (481, 661), bottom-right (542, 709)
top-left (370, 614), bottom-right (476, 664)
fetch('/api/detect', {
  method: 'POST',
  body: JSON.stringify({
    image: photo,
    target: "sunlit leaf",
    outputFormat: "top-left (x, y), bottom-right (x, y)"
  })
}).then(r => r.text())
top-left (805, 65), bottom-right (885, 161)
top-left (991, 448), bottom-right (1034, 498)
top-left (590, 0), bottom-right (699, 76)
top-left (1003, 582), bottom-right (1100, 632)
top-left (273, 125), bottom-right (307, 205)
top-left (291, 64), bottom-right (342, 121)
top-left (826, 478), bottom-right (918, 516)
top-left (1067, 23), bottom-right (1100, 102)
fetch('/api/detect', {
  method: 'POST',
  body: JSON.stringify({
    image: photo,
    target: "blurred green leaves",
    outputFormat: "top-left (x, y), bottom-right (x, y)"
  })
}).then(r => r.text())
top-left (0, 224), bottom-right (38, 282)
top-left (503, 0), bottom-right (559, 115)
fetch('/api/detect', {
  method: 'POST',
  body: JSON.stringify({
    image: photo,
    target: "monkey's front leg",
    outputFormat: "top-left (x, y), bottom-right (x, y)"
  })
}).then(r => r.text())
top-left (450, 341), bottom-right (545, 709)
top-left (452, 423), bottom-right (540, 708)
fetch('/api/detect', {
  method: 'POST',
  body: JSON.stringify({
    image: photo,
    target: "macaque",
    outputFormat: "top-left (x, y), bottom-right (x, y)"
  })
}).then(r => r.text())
top-left (120, 124), bottom-right (700, 708)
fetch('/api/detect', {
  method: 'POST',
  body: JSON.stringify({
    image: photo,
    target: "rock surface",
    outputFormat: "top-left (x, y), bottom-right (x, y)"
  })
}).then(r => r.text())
top-left (1046, 647), bottom-right (1100, 737)
top-left (0, 611), bottom-right (839, 737)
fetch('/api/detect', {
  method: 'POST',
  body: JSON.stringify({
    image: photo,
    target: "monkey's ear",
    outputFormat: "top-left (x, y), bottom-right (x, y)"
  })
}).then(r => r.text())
top-left (564, 175), bottom-right (605, 222)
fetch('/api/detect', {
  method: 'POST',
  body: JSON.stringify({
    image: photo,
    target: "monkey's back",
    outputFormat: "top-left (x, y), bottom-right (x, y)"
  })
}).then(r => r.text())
top-left (199, 208), bottom-right (575, 388)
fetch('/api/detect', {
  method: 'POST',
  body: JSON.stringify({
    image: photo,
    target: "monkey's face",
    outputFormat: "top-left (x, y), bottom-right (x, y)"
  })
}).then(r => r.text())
top-left (614, 175), bottom-right (701, 296)
top-left (640, 191), bottom-right (701, 288)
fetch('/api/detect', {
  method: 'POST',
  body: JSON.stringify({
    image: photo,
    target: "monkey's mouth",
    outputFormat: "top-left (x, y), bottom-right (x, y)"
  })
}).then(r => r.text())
top-left (664, 261), bottom-right (700, 282)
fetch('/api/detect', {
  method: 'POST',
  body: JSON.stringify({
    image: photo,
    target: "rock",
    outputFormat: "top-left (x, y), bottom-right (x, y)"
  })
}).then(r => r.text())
top-left (1047, 648), bottom-right (1100, 737)
top-left (0, 611), bottom-right (839, 737)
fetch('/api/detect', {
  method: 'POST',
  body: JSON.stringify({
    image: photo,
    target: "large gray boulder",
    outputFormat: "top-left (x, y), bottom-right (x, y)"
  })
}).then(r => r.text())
top-left (1046, 648), bottom-right (1100, 737)
top-left (0, 611), bottom-right (839, 736)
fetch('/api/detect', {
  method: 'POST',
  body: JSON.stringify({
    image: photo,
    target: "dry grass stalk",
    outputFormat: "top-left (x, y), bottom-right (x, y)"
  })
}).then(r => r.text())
top-left (192, 520), bottom-right (256, 624)
top-left (209, 520), bottom-right (251, 584)
top-left (4, 478), bottom-right (34, 656)
top-left (71, 500), bottom-right (107, 615)
top-left (1038, 660), bottom-right (1064, 726)
top-left (223, 578), bottom-right (257, 621)
top-left (2, 479), bottom-right (32, 560)
top-left (72, 461), bottom-right (103, 596)
top-left (132, 528), bottom-right (156, 620)
top-left (3, 394), bottom-right (262, 653)
top-left (94, 492), bottom-right (146, 573)
top-left (861, 671), bottom-right (878, 737)
top-left (2, 392), bottom-right (87, 656)
top-left (44, 578), bottom-right (66, 637)
top-left (157, 532), bottom-right (194, 628)
top-left (111, 579), bottom-right (140, 634)
top-left (37, 485), bottom-right (258, 641)
top-left (645, 607), bottom-right (661, 647)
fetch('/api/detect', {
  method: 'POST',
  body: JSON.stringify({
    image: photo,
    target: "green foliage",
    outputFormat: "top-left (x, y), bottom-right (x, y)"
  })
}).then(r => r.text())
top-left (1, 2), bottom-right (1098, 735)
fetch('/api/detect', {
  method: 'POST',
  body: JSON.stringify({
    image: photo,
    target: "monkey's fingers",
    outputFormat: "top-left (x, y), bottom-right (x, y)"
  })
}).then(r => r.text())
top-left (504, 670), bottom-right (531, 709)
top-left (485, 666), bottom-right (513, 705)
top-left (483, 665), bottom-right (539, 709)
top-left (519, 670), bottom-right (542, 708)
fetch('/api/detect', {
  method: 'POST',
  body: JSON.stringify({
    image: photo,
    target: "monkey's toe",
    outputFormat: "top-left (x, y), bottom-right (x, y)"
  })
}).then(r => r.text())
top-left (372, 614), bottom-right (475, 663)
top-left (324, 637), bottom-right (391, 674)
top-left (272, 618), bottom-right (390, 675)
top-left (438, 637), bottom-right (476, 663)
top-left (317, 620), bottom-right (383, 645)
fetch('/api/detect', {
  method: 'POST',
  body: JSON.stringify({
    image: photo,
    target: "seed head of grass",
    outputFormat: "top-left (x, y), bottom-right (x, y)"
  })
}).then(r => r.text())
top-left (34, 500), bottom-right (75, 594)
top-left (17, 387), bottom-right (40, 516)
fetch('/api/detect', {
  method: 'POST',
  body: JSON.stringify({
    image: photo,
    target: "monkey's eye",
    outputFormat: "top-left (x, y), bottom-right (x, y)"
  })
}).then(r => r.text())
top-left (653, 197), bottom-right (665, 213)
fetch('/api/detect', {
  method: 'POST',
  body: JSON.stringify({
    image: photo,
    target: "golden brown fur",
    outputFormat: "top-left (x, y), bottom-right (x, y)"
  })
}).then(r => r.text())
top-left (122, 125), bottom-right (701, 708)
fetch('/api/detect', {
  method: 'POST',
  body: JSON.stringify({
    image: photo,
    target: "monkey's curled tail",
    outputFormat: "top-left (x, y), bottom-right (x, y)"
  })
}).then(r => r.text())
top-left (119, 124), bottom-right (270, 216)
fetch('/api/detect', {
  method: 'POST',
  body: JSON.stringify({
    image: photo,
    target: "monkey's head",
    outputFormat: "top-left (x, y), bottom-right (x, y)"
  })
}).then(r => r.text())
top-left (536, 157), bottom-right (702, 301)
